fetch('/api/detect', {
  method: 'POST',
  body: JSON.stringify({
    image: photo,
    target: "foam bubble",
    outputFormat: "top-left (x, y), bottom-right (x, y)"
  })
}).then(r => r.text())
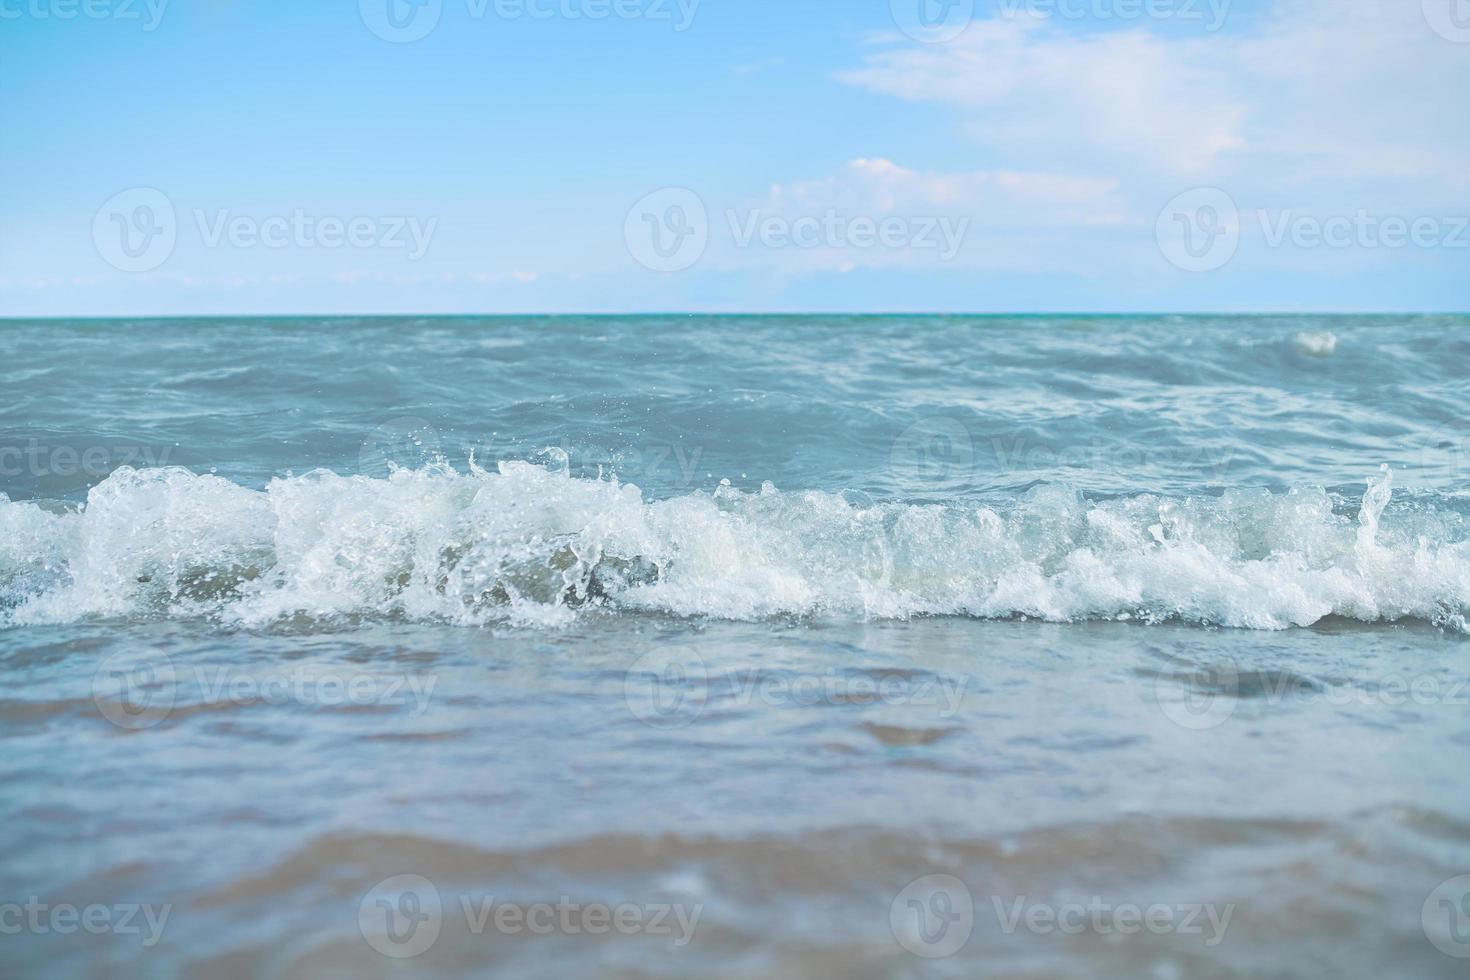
top-left (1, 463), bottom-right (1465, 631)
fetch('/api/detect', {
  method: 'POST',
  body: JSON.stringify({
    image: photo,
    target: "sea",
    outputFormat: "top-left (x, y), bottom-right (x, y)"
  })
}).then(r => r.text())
top-left (1, 314), bottom-right (1468, 978)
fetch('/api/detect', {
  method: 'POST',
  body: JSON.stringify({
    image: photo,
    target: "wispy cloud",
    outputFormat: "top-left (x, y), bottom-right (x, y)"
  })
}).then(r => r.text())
top-left (837, 0), bottom-right (1468, 194)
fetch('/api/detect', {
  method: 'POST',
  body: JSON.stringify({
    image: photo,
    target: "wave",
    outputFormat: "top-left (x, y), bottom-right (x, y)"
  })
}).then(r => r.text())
top-left (1, 461), bottom-right (1467, 631)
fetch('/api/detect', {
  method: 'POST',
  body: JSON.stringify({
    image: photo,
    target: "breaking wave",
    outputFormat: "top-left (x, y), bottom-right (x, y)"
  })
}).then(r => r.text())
top-left (1, 461), bottom-right (1467, 631)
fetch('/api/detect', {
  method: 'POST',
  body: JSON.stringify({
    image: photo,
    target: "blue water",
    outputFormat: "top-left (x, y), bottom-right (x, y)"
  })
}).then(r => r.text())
top-left (6, 314), bottom-right (1469, 500)
top-left (2, 315), bottom-right (1468, 977)
top-left (3, 314), bottom-right (1470, 629)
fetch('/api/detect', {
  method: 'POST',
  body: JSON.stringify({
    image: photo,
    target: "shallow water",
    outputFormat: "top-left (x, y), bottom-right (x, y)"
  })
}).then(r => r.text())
top-left (1, 315), bottom-right (1468, 977)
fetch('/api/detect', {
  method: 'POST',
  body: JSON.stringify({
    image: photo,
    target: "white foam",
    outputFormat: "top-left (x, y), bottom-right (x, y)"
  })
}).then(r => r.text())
top-left (1, 462), bottom-right (1466, 631)
top-left (1293, 330), bottom-right (1338, 356)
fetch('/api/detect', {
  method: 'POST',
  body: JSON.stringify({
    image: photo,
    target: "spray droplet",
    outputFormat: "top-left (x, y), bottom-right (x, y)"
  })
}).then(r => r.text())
top-left (532, 446), bottom-right (570, 476)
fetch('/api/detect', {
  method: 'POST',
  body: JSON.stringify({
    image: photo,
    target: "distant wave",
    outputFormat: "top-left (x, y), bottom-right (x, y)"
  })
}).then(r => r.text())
top-left (2, 461), bottom-right (1467, 631)
top-left (1292, 330), bottom-right (1338, 356)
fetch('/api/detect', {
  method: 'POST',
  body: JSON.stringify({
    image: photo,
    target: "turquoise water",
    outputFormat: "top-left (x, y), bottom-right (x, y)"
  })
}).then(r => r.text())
top-left (2, 315), bottom-right (1469, 977)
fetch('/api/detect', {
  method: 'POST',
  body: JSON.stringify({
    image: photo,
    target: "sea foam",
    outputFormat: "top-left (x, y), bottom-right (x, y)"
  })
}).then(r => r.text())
top-left (1, 462), bottom-right (1466, 631)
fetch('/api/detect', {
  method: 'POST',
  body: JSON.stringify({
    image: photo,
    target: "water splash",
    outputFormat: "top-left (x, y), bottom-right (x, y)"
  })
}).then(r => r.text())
top-left (1, 463), bottom-right (1466, 632)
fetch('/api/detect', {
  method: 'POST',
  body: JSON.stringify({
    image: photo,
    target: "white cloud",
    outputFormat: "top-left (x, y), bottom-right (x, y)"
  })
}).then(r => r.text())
top-left (706, 157), bottom-right (1129, 272)
top-left (837, 0), bottom-right (1469, 194)
top-left (838, 18), bottom-right (1247, 175)
top-left (1231, 1), bottom-right (1470, 191)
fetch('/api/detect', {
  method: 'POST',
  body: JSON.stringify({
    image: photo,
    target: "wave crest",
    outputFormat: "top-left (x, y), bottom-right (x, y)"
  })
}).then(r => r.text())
top-left (1, 462), bottom-right (1466, 631)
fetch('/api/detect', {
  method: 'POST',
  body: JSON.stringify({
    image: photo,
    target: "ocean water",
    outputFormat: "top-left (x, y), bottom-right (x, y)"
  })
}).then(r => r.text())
top-left (1, 314), bottom-right (1468, 978)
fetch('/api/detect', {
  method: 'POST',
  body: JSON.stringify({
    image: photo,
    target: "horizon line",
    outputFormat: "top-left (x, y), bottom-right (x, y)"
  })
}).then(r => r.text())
top-left (2, 310), bottom-right (1467, 322)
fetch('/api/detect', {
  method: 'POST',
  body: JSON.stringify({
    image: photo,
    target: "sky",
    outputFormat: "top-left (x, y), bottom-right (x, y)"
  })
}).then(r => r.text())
top-left (0, 0), bottom-right (1466, 315)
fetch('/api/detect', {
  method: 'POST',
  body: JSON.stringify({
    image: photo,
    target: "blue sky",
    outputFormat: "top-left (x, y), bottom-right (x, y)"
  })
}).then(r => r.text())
top-left (0, 0), bottom-right (1466, 315)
